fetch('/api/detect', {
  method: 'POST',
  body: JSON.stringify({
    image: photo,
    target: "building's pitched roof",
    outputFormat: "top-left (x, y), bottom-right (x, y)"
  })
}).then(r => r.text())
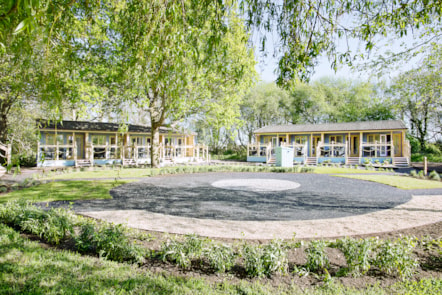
top-left (254, 120), bottom-right (407, 134)
top-left (36, 119), bottom-right (183, 134)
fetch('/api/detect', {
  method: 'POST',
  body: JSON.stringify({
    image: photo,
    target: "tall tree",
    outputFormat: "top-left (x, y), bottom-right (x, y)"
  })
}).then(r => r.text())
top-left (5, 1), bottom-right (442, 85)
top-left (283, 78), bottom-right (394, 124)
top-left (239, 83), bottom-right (290, 144)
top-left (391, 46), bottom-right (442, 148)
top-left (113, 1), bottom-right (255, 167)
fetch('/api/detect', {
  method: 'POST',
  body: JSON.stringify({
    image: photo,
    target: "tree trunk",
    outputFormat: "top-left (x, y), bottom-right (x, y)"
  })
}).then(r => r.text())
top-left (150, 123), bottom-right (161, 168)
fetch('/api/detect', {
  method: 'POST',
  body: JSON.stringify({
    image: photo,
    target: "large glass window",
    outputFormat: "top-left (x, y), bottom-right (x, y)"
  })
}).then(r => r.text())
top-left (46, 134), bottom-right (64, 145)
top-left (294, 136), bottom-right (307, 145)
top-left (329, 135), bottom-right (343, 143)
top-left (92, 135), bottom-right (106, 146)
top-left (131, 136), bottom-right (143, 146)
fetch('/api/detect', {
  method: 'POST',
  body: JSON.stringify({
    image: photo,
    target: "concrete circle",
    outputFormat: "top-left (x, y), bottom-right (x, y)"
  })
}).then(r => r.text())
top-left (211, 178), bottom-right (300, 192)
top-left (50, 172), bottom-right (413, 222)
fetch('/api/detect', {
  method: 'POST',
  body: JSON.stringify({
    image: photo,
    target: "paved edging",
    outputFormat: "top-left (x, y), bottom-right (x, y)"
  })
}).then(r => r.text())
top-left (79, 194), bottom-right (442, 239)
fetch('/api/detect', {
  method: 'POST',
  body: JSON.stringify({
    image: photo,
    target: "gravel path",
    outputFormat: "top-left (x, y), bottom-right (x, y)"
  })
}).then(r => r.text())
top-left (40, 172), bottom-right (442, 239)
top-left (49, 173), bottom-right (413, 221)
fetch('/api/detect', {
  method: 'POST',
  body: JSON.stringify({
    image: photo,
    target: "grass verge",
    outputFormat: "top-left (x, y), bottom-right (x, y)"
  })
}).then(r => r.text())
top-left (0, 180), bottom-right (130, 203)
top-left (333, 175), bottom-right (442, 189)
top-left (313, 167), bottom-right (380, 174)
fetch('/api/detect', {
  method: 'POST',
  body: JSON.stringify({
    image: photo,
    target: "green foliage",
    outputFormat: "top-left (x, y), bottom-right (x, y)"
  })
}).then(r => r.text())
top-left (0, 200), bottom-right (74, 245)
top-left (429, 170), bottom-right (441, 181)
top-left (159, 234), bottom-right (205, 269)
top-left (241, 240), bottom-right (289, 277)
top-left (373, 237), bottom-right (418, 278)
top-left (334, 238), bottom-right (373, 276)
top-left (305, 240), bottom-right (330, 273)
top-left (88, 222), bottom-right (145, 264)
top-left (204, 243), bottom-right (236, 273)
top-left (424, 143), bottom-right (441, 155)
top-left (411, 153), bottom-right (442, 163)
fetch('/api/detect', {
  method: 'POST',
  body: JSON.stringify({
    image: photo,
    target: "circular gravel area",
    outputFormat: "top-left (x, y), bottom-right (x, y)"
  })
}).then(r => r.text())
top-left (211, 178), bottom-right (301, 192)
top-left (53, 172), bottom-right (412, 221)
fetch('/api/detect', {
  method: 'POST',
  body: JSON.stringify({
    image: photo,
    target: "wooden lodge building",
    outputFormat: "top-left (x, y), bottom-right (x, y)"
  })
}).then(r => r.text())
top-left (37, 120), bottom-right (209, 167)
top-left (247, 120), bottom-right (410, 167)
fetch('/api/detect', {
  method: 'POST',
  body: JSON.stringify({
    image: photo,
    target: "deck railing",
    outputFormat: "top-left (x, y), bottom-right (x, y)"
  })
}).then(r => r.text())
top-left (360, 141), bottom-right (394, 157)
top-left (316, 141), bottom-right (347, 159)
top-left (38, 142), bottom-right (209, 165)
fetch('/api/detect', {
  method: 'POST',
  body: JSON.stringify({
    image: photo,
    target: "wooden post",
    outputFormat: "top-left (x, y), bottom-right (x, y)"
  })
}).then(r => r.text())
top-left (359, 132), bottom-right (363, 158)
top-left (424, 157), bottom-right (427, 176)
top-left (37, 141), bottom-right (40, 165)
top-left (56, 142), bottom-right (59, 161)
top-left (7, 144), bottom-right (11, 166)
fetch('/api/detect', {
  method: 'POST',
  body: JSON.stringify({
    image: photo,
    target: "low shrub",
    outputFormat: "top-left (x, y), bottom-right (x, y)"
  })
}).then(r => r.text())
top-left (241, 240), bottom-right (288, 277)
top-left (204, 243), bottom-right (236, 273)
top-left (159, 234), bottom-right (206, 269)
top-left (0, 200), bottom-right (74, 245)
top-left (89, 223), bottom-right (146, 263)
top-left (372, 237), bottom-right (418, 278)
top-left (305, 240), bottom-right (330, 273)
top-left (429, 170), bottom-right (441, 181)
top-left (334, 238), bottom-right (373, 276)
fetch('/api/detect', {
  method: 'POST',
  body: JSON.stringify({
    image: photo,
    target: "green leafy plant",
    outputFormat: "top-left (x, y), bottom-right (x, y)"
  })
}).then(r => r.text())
top-left (159, 234), bottom-right (206, 269)
top-left (334, 238), bottom-right (373, 276)
top-left (429, 170), bottom-right (440, 181)
top-left (372, 237), bottom-right (418, 278)
top-left (305, 240), bottom-right (330, 273)
top-left (204, 243), bottom-right (236, 273)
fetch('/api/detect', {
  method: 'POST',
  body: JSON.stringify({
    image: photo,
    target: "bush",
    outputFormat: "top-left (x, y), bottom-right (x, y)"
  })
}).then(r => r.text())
top-left (372, 237), bottom-right (418, 278)
top-left (0, 201), bottom-right (74, 245)
top-left (429, 170), bottom-right (441, 181)
top-left (242, 240), bottom-right (288, 277)
top-left (11, 154), bottom-right (37, 167)
top-left (407, 136), bottom-right (421, 153)
top-left (424, 143), bottom-right (442, 155)
top-left (205, 243), bottom-right (236, 273)
top-left (305, 240), bottom-right (330, 273)
top-left (89, 223), bottom-right (145, 263)
top-left (159, 234), bottom-right (206, 269)
top-left (334, 238), bottom-right (373, 276)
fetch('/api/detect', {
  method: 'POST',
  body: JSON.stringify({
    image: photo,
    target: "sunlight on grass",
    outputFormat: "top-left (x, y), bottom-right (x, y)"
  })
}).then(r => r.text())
top-left (0, 180), bottom-right (131, 203)
top-left (334, 175), bottom-right (442, 189)
top-left (42, 169), bottom-right (151, 180)
top-left (313, 167), bottom-right (380, 174)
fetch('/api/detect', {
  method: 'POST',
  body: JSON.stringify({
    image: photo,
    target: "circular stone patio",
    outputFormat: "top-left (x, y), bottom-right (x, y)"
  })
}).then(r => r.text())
top-left (45, 172), bottom-right (442, 239)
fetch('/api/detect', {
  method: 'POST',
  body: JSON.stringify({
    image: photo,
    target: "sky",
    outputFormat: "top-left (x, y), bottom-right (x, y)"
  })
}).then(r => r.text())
top-left (253, 31), bottom-right (421, 84)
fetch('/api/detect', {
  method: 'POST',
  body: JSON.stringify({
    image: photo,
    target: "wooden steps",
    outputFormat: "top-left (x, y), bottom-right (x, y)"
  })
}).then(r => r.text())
top-left (393, 157), bottom-right (409, 167)
top-left (76, 159), bottom-right (92, 167)
top-left (123, 159), bottom-right (137, 166)
top-left (267, 156), bottom-right (276, 164)
top-left (346, 157), bottom-right (360, 166)
top-left (305, 157), bottom-right (317, 165)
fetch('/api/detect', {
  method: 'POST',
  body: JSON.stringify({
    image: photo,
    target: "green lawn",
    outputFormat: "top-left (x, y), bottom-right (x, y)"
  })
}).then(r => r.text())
top-left (42, 168), bottom-right (152, 180)
top-left (0, 180), bottom-right (130, 203)
top-left (313, 167), bottom-right (381, 174)
top-left (41, 166), bottom-right (384, 180)
top-left (334, 174), bottom-right (442, 190)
